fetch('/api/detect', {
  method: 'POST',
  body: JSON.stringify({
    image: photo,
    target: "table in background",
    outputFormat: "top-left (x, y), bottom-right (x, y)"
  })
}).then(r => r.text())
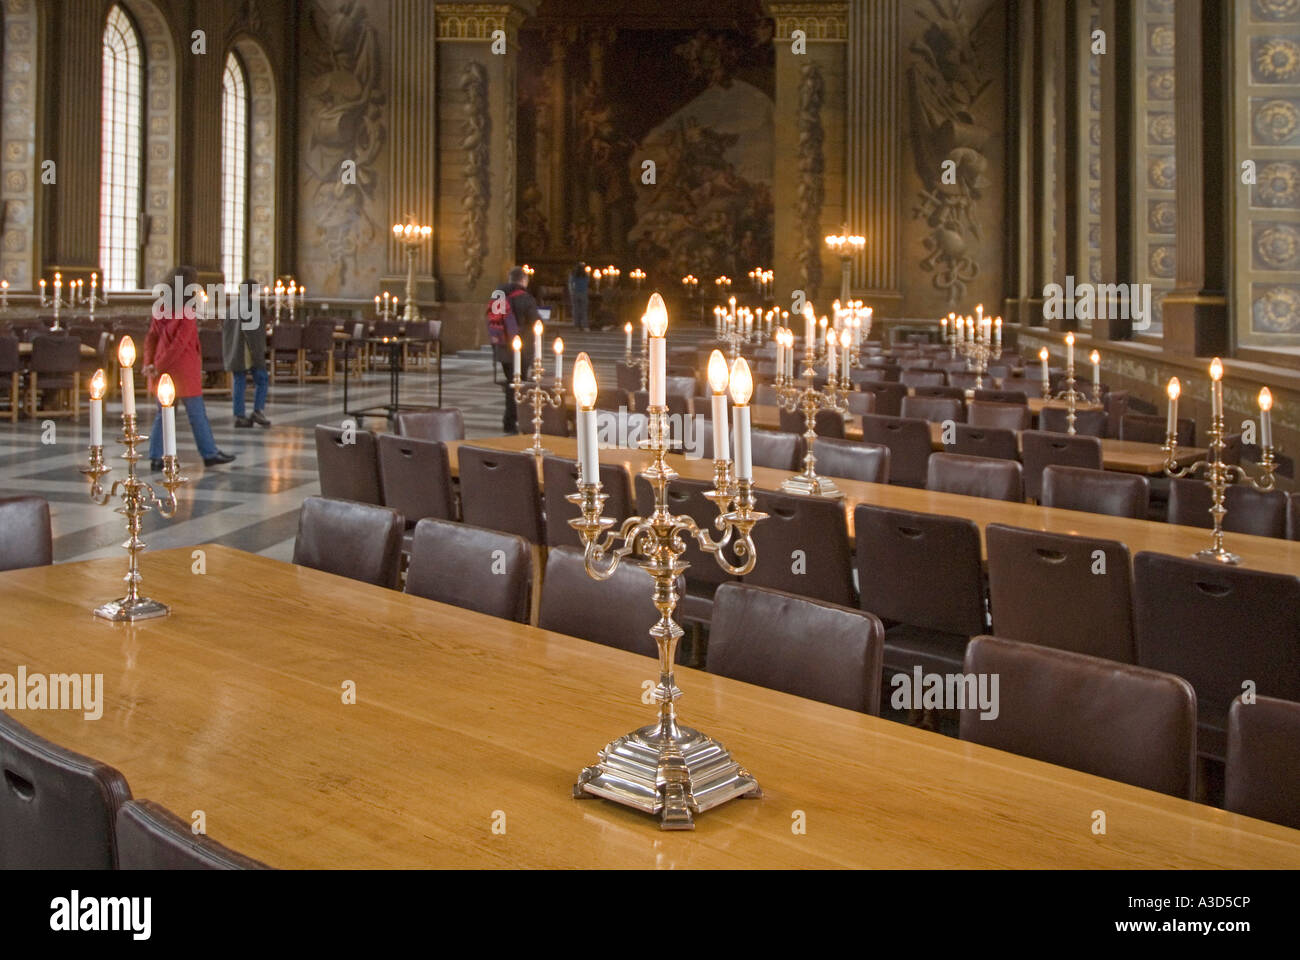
top-left (340, 335), bottom-right (441, 426)
top-left (2, 545), bottom-right (1296, 868)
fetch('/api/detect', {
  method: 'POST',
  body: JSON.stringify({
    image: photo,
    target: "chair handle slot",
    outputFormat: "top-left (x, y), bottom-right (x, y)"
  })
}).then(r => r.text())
top-left (4, 769), bottom-right (34, 801)
top-left (1035, 548), bottom-right (1067, 563)
top-left (1195, 581), bottom-right (1231, 598)
top-left (896, 525), bottom-right (923, 539)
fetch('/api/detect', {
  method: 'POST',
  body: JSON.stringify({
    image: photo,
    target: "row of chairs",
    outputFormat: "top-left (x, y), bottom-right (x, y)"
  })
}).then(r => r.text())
top-left (287, 499), bottom-right (1299, 828)
top-left (0, 333), bottom-right (86, 421)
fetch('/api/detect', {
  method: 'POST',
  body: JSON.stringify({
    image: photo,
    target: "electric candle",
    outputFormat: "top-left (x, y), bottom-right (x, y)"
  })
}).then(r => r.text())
top-left (1166, 377), bottom-right (1180, 438)
top-left (118, 336), bottom-right (137, 417)
top-left (533, 319), bottom-right (543, 363)
top-left (645, 293), bottom-right (668, 407)
top-left (1090, 350), bottom-right (1101, 390)
top-left (804, 304), bottom-right (815, 350)
top-left (994, 316), bottom-right (1002, 350)
top-left (88, 369), bottom-right (105, 448)
top-left (553, 338), bottom-right (564, 383)
top-left (1210, 358), bottom-right (1224, 419)
top-left (707, 350), bottom-right (731, 462)
top-left (157, 375), bottom-right (177, 457)
top-left (512, 335), bottom-right (522, 381)
top-left (1259, 388), bottom-right (1273, 451)
top-left (573, 353), bottom-right (599, 481)
top-left (1066, 332), bottom-right (1075, 370)
top-left (1039, 347), bottom-right (1050, 387)
top-left (775, 329), bottom-right (785, 378)
top-left (624, 322), bottom-right (633, 353)
top-left (730, 357), bottom-right (753, 480)
top-left (825, 329), bottom-right (837, 380)
top-left (840, 329), bottom-right (851, 382)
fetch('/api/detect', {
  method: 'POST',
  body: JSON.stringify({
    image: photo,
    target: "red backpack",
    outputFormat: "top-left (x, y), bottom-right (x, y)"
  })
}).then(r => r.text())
top-left (485, 287), bottom-right (528, 347)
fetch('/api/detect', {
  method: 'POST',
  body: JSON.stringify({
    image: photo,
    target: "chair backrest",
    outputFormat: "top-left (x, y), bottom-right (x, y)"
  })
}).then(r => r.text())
top-left (946, 371), bottom-right (982, 391)
top-left (1290, 492), bottom-right (1300, 541)
top-left (0, 711), bottom-right (131, 868)
top-left (314, 424), bottom-right (383, 505)
top-left (858, 414), bottom-right (933, 488)
top-left (967, 400), bottom-right (1030, 431)
top-left (778, 405), bottom-right (846, 439)
top-left (959, 636), bottom-right (1197, 799)
top-left (272, 322), bottom-right (303, 350)
top-left (708, 583), bottom-right (885, 714)
top-left (900, 395), bottom-right (962, 424)
top-left (812, 437), bottom-right (890, 484)
top-left (538, 546), bottom-right (675, 658)
top-left (198, 328), bottom-right (225, 368)
top-left (899, 368), bottom-right (946, 388)
top-left (376, 434), bottom-right (455, 525)
top-left (1020, 430), bottom-right (1103, 501)
top-left (911, 384), bottom-right (967, 401)
top-left (745, 491), bottom-right (856, 605)
top-left (951, 424), bottom-right (1020, 462)
top-left (985, 523), bottom-right (1135, 662)
top-left (301, 320), bottom-right (333, 353)
top-left (615, 361), bottom-right (641, 394)
top-left (1133, 551), bottom-right (1300, 760)
top-left (849, 367), bottom-right (890, 385)
top-left (405, 518), bottom-right (532, 622)
top-left (292, 496), bottom-right (405, 588)
top-left (635, 475), bottom-right (739, 588)
top-left (393, 409), bottom-right (465, 442)
top-left (1039, 406), bottom-right (1108, 437)
top-left (750, 429), bottom-right (802, 471)
top-left (1120, 412), bottom-right (1194, 447)
top-left (926, 452), bottom-right (1023, 502)
top-left (1225, 695), bottom-right (1300, 831)
top-left (973, 388), bottom-right (1028, 405)
top-left (1041, 464), bottom-right (1149, 519)
top-left (854, 504), bottom-right (985, 635)
top-left (0, 495), bottom-right (53, 572)
top-left (30, 334), bottom-right (80, 373)
top-left (542, 456), bottom-right (632, 548)
top-left (900, 357), bottom-right (935, 370)
top-left (854, 382), bottom-right (907, 416)
top-left (0, 334), bottom-right (18, 373)
top-left (845, 391), bottom-right (876, 416)
top-left (116, 800), bottom-right (270, 869)
top-left (457, 445), bottom-right (545, 544)
top-left (1166, 477), bottom-right (1288, 539)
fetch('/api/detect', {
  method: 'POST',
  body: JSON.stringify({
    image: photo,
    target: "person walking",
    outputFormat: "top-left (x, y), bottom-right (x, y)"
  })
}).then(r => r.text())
top-left (568, 262), bottom-right (589, 331)
top-left (485, 265), bottom-right (540, 434)
top-left (143, 265), bottom-right (237, 470)
top-left (222, 277), bottom-right (271, 428)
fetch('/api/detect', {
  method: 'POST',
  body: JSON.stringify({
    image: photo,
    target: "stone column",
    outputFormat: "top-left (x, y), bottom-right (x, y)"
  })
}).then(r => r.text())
top-left (768, 2), bottom-right (849, 310)
top-left (1162, 0), bottom-right (1230, 356)
top-left (1, 0), bottom-right (40, 289)
top-left (847, 0), bottom-right (901, 314)
top-left (1009, 0), bottom-right (1044, 326)
top-left (1040, 0), bottom-right (1070, 333)
top-left (1095, 0), bottom-right (1135, 340)
top-left (178, 3), bottom-right (225, 285)
top-left (434, 2), bottom-right (531, 353)
top-left (385, 0), bottom-right (439, 305)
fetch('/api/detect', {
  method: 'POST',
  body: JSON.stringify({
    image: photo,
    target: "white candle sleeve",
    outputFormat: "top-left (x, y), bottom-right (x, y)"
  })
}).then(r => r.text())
top-left (555, 352), bottom-right (563, 383)
top-left (1262, 410), bottom-right (1273, 450)
top-left (121, 367), bottom-right (135, 417)
top-left (162, 404), bottom-right (176, 457)
top-left (650, 337), bottom-right (666, 407)
top-left (1093, 364), bottom-right (1101, 387)
top-left (776, 341), bottom-right (784, 378)
top-left (1040, 359), bottom-right (1049, 384)
top-left (534, 328), bottom-right (542, 358)
top-left (1167, 397), bottom-right (1178, 438)
top-left (89, 399), bottom-right (102, 447)
top-left (711, 393), bottom-right (730, 461)
top-left (1213, 382), bottom-right (1223, 419)
top-left (625, 327), bottom-right (632, 352)
top-left (578, 408), bottom-right (599, 480)
top-left (512, 346), bottom-right (521, 380)
top-left (733, 404), bottom-right (752, 480)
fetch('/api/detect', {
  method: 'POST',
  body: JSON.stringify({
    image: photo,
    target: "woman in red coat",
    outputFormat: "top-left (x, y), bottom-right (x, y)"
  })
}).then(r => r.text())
top-left (142, 265), bottom-right (236, 470)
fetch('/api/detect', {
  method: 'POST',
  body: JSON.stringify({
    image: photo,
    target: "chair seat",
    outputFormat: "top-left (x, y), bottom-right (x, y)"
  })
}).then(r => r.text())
top-left (882, 623), bottom-right (969, 678)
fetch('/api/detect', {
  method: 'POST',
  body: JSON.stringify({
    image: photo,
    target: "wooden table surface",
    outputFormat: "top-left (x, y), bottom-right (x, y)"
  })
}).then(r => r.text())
top-left (448, 435), bottom-right (1300, 576)
top-left (3, 545), bottom-right (1297, 868)
top-left (749, 404), bottom-right (1204, 475)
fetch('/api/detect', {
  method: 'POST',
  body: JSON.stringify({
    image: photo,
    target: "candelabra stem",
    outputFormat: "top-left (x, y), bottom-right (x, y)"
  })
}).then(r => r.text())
top-left (403, 245), bottom-right (419, 323)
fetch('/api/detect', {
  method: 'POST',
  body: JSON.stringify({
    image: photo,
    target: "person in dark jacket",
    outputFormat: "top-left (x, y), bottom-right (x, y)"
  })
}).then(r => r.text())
top-left (488, 266), bottom-right (541, 433)
top-left (222, 278), bottom-right (270, 428)
top-left (568, 262), bottom-right (589, 331)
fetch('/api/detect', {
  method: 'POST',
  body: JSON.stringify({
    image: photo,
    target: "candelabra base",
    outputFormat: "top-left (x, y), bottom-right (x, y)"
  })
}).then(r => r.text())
top-left (1194, 546), bottom-right (1241, 566)
top-left (781, 472), bottom-right (844, 499)
top-left (574, 721), bottom-right (761, 830)
top-left (93, 596), bottom-right (170, 622)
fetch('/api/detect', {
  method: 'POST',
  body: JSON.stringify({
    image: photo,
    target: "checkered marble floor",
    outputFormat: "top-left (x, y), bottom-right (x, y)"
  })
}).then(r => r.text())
top-left (0, 323), bottom-right (717, 565)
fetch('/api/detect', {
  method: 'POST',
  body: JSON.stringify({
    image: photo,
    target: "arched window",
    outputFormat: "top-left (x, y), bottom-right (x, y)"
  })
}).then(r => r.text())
top-left (222, 52), bottom-right (249, 286)
top-left (100, 4), bottom-right (144, 291)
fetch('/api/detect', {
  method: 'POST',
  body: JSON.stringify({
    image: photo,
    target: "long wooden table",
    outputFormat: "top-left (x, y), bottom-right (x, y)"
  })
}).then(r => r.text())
top-left (3, 545), bottom-right (1297, 868)
top-left (447, 434), bottom-right (1300, 576)
top-left (749, 404), bottom-right (1205, 475)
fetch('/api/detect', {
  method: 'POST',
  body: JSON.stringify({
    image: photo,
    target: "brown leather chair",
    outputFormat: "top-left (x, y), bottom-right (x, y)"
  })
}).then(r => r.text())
top-left (116, 799), bottom-right (271, 870)
top-left (301, 320), bottom-right (336, 383)
top-left (911, 384), bottom-right (967, 401)
top-left (0, 711), bottom-right (132, 868)
top-left (849, 367), bottom-right (890, 385)
top-left (1133, 551), bottom-right (1300, 762)
top-left (845, 391), bottom-right (876, 417)
top-left (1290, 492), bottom-right (1300, 541)
top-left (314, 424), bottom-right (383, 505)
top-left (900, 395), bottom-right (963, 424)
top-left (198, 327), bottom-right (230, 395)
top-left (927, 452), bottom-right (1023, 502)
top-left (900, 357), bottom-right (935, 370)
top-left (405, 518), bottom-right (532, 623)
top-left (292, 496), bottom-right (405, 589)
top-left (900, 368), bottom-right (945, 387)
top-left (270, 321), bottom-right (304, 382)
top-left (858, 414), bottom-right (933, 488)
top-left (1120, 412), bottom-right (1195, 447)
top-left (746, 491), bottom-right (856, 605)
top-left (778, 405), bottom-right (846, 439)
top-left (1041, 464), bottom-right (1149, 519)
top-left (457, 445), bottom-right (545, 544)
top-left (946, 371), bottom-right (981, 391)
top-left (951, 424), bottom-right (1020, 462)
top-left (708, 583), bottom-right (885, 714)
top-left (959, 636), bottom-right (1197, 799)
top-left (973, 388), bottom-right (1029, 405)
top-left (0, 495), bottom-right (53, 572)
top-left (543, 455), bottom-right (632, 548)
top-left (538, 545), bottom-right (683, 660)
top-left (1039, 406), bottom-right (1108, 437)
top-left (27, 334), bottom-right (81, 419)
top-left (0, 334), bottom-right (19, 423)
top-left (394, 408), bottom-right (465, 442)
top-left (812, 437), bottom-right (890, 484)
top-left (377, 435), bottom-right (456, 530)
top-left (1225, 695), bottom-right (1300, 830)
top-left (1166, 478), bottom-right (1287, 539)
top-left (986, 523), bottom-right (1135, 662)
top-left (854, 381), bottom-right (907, 417)
top-left (855, 504), bottom-right (986, 678)
top-left (1020, 430), bottom-right (1103, 502)
top-left (967, 400), bottom-right (1030, 431)
top-left (750, 429), bottom-right (802, 471)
